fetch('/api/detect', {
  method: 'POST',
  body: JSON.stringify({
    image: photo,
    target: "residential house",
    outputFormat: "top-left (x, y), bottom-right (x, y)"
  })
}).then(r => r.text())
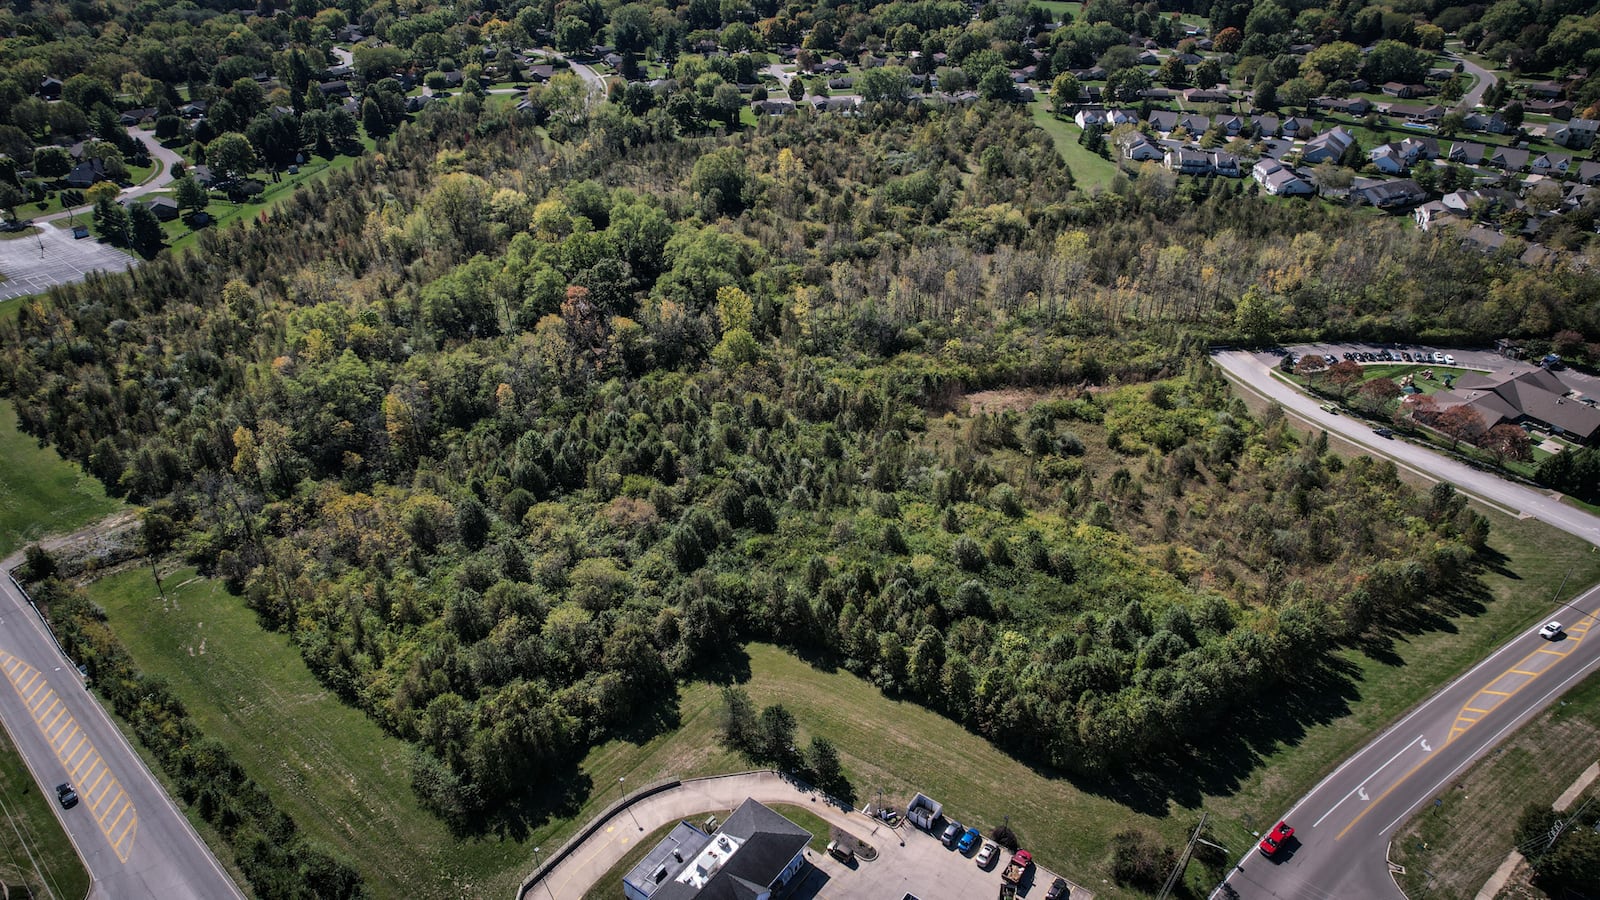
top-left (1209, 150), bottom-right (1241, 177)
top-left (189, 164), bottom-right (216, 187)
top-left (1165, 146), bottom-right (1212, 175)
top-left (38, 77), bottom-right (62, 100)
top-left (526, 64), bottom-right (557, 82)
top-left (1280, 116), bottom-right (1316, 138)
top-left (621, 799), bottom-right (811, 900)
top-left (119, 108), bottom-right (158, 126)
top-left (1459, 224), bottom-right (1510, 253)
top-left (404, 95), bottom-right (431, 113)
top-left (1137, 50), bottom-right (1160, 65)
top-left (1075, 108), bottom-right (1139, 129)
top-left (128, 196), bottom-right (179, 221)
top-left (1382, 82), bottom-right (1430, 98)
top-left (1138, 87), bottom-right (1175, 101)
top-left (1070, 66), bottom-right (1107, 81)
top-left (1183, 88), bottom-right (1232, 104)
top-left (179, 99), bottom-right (208, 118)
top-left (1523, 80), bottom-right (1564, 99)
top-left (324, 64), bottom-right (354, 80)
top-left (1442, 187), bottom-right (1521, 217)
top-left (1550, 118), bottom-right (1599, 149)
top-left (1431, 368), bottom-right (1600, 443)
top-left (1253, 159), bottom-right (1314, 195)
top-left (1369, 144), bottom-right (1407, 174)
top-left (316, 80), bottom-right (351, 98)
top-left (64, 158), bottom-right (106, 189)
top-left (1462, 111), bottom-right (1509, 134)
top-left (812, 95), bottom-right (859, 112)
top-left (1397, 136), bottom-right (1440, 162)
top-left (751, 99), bottom-right (795, 115)
top-left (1346, 78), bottom-right (1371, 92)
top-left (1386, 103), bottom-right (1446, 124)
top-left (1486, 146), bottom-right (1530, 171)
top-left (1300, 126), bottom-right (1355, 163)
top-left (1250, 114), bottom-right (1281, 137)
top-left (1525, 99), bottom-right (1574, 118)
top-left (1215, 114), bottom-right (1246, 136)
top-left (1530, 152), bottom-right (1573, 176)
top-left (1578, 160), bottom-right (1600, 184)
top-left (1447, 141), bottom-right (1486, 164)
top-left (1355, 178), bottom-right (1427, 208)
top-left (1317, 96), bottom-right (1371, 116)
top-left (1413, 200), bottom-right (1460, 231)
top-left (1119, 133), bottom-right (1164, 162)
top-left (1147, 110), bottom-right (1180, 133)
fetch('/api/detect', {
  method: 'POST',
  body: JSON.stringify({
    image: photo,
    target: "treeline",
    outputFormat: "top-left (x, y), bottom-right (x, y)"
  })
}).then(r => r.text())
top-left (34, 579), bottom-right (365, 900)
top-left (1535, 444), bottom-right (1600, 504)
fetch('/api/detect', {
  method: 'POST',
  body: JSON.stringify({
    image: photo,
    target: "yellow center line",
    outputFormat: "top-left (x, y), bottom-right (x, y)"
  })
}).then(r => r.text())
top-left (0, 651), bottom-right (135, 863)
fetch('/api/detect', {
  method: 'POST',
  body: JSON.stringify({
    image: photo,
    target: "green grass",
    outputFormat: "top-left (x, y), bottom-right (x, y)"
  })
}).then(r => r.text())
top-left (0, 226), bottom-right (42, 241)
top-left (0, 399), bottom-right (120, 558)
top-left (1029, 100), bottom-right (1120, 190)
top-left (1391, 668), bottom-right (1600, 898)
top-left (159, 142), bottom-right (373, 255)
top-left (0, 724), bottom-right (92, 899)
top-left (1034, 0), bottom-right (1082, 20)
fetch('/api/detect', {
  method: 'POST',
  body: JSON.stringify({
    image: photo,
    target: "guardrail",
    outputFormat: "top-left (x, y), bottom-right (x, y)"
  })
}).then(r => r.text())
top-left (4, 567), bottom-right (86, 681)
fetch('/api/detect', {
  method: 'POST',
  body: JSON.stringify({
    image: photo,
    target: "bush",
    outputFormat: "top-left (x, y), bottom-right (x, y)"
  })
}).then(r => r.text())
top-left (1109, 829), bottom-right (1178, 890)
top-left (992, 824), bottom-right (1019, 851)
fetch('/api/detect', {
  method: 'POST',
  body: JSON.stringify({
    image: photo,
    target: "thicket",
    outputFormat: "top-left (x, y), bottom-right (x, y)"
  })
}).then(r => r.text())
top-left (33, 579), bottom-right (366, 900)
top-left (1535, 444), bottom-right (1600, 505)
top-left (0, 89), bottom-right (1521, 829)
top-left (1513, 802), bottom-right (1600, 895)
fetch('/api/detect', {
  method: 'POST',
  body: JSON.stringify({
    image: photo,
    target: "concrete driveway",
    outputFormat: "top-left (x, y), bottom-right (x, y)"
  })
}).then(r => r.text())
top-left (0, 224), bottom-right (134, 302)
top-left (527, 771), bottom-right (1087, 900)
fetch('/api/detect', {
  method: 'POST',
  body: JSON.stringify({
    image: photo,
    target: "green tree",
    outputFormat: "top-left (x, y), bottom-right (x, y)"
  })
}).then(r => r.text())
top-left (93, 196), bottom-right (129, 246)
top-left (128, 202), bottom-right (164, 257)
top-left (1050, 72), bottom-right (1081, 114)
top-left (207, 132), bottom-right (257, 181)
top-left (33, 146), bottom-right (71, 179)
top-left (1233, 286), bottom-right (1277, 343)
top-left (174, 176), bottom-right (208, 215)
top-left (690, 147), bottom-right (748, 215)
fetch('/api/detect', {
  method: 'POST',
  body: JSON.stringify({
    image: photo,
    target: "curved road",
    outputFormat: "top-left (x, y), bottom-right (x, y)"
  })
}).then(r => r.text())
top-left (1212, 350), bottom-right (1600, 900)
top-left (0, 564), bottom-right (243, 900)
top-left (37, 128), bottom-right (183, 226)
top-left (1447, 49), bottom-right (1498, 111)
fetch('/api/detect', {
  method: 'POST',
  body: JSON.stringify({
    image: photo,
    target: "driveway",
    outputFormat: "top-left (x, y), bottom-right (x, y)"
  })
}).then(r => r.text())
top-left (524, 771), bottom-right (1087, 900)
top-left (0, 224), bottom-right (135, 302)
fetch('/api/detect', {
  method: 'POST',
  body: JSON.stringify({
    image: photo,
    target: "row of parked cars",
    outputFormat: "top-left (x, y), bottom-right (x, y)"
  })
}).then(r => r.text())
top-left (1342, 349), bottom-right (1456, 365)
top-left (935, 820), bottom-right (1068, 899)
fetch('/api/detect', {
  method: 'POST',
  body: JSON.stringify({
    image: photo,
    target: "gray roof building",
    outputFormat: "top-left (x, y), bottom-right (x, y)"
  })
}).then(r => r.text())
top-left (623, 799), bottom-right (812, 900)
top-left (1433, 368), bottom-right (1600, 442)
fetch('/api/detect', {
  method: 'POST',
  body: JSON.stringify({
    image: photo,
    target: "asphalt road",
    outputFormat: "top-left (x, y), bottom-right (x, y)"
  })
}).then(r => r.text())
top-left (0, 566), bottom-right (243, 900)
top-left (1212, 349), bottom-right (1600, 900)
top-left (1447, 49), bottom-right (1498, 111)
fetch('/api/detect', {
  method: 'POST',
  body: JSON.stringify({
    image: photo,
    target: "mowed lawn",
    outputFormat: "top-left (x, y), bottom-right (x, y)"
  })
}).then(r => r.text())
top-left (0, 399), bottom-right (120, 558)
top-left (1030, 100), bottom-right (1121, 191)
top-left (82, 501), bottom-right (1600, 899)
top-left (0, 725), bottom-right (90, 899)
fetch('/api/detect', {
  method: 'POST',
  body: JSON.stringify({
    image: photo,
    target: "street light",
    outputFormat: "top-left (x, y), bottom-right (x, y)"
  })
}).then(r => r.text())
top-left (533, 846), bottom-right (554, 900)
top-left (619, 776), bottom-right (641, 830)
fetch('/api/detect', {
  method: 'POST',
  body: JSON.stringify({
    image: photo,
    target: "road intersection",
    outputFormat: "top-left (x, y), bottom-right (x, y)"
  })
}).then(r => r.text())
top-left (1213, 348), bottom-right (1600, 900)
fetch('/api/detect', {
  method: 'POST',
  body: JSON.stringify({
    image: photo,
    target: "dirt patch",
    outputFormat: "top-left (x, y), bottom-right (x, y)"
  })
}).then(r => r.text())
top-left (960, 388), bottom-right (1063, 415)
top-left (33, 509), bottom-right (142, 576)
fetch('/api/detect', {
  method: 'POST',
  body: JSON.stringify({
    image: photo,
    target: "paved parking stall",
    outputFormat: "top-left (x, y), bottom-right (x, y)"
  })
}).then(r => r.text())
top-left (0, 224), bottom-right (135, 302)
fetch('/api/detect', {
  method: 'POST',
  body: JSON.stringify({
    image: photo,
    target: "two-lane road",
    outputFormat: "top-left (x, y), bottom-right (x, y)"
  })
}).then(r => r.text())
top-left (0, 568), bottom-right (243, 900)
top-left (1226, 590), bottom-right (1600, 899)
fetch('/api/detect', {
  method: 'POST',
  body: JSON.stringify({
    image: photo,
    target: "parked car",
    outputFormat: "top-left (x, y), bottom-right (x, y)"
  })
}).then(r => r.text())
top-left (1540, 621), bottom-right (1564, 640)
top-left (56, 783), bottom-right (78, 809)
top-left (1045, 878), bottom-right (1071, 900)
top-left (1402, 352), bottom-right (1412, 362)
top-left (1259, 820), bottom-right (1294, 857)
top-left (1324, 354), bottom-right (1337, 365)
top-left (942, 821), bottom-right (964, 847)
top-left (976, 841), bottom-right (999, 868)
top-left (1319, 403), bottom-right (1339, 414)
top-left (1444, 354), bottom-right (1455, 365)
top-left (959, 827), bottom-right (981, 853)
top-left (1373, 427), bottom-right (1393, 438)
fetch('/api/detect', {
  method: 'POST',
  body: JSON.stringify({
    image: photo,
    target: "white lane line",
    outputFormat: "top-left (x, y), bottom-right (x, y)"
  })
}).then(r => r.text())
top-left (1313, 735), bottom-right (1426, 828)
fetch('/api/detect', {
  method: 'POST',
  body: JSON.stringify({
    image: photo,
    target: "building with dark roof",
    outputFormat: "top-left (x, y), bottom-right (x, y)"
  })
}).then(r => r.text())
top-left (1430, 368), bottom-right (1600, 443)
top-left (623, 799), bottom-right (812, 900)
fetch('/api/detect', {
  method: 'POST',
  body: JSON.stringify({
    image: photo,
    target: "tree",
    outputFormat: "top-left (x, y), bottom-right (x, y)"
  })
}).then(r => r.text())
top-left (1325, 360), bottom-right (1363, 394)
top-left (1233, 286), bottom-right (1277, 343)
top-left (174, 176), bottom-right (208, 215)
top-left (33, 146), bottom-right (71, 179)
top-left (1193, 59), bottom-right (1222, 90)
top-left (1480, 423), bottom-right (1532, 467)
top-left (1214, 27), bottom-right (1243, 54)
top-left (805, 736), bottom-right (849, 799)
top-left (207, 132), bottom-right (257, 181)
top-left (860, 66), bottom-right (912, 103)
top-left (1050, 73), bottom-right (1081, 114)
top-left (128, 202), bottom-right (164, 257)
top-left (1435, 404), bottom-right (1486, 450)
top-left (755, 704), bottom-right (797, 765)
top-left (787, 77), bottom-right (804, 102)
top-left (1302, 42), bottom-right (1362, 81)
top-left (93, 197), bottom-right (129, 246)
top-left (690, 147), bottom-right (747, 215)
top-left (1356, 377), bottom-right (1401, 412)
top-left (1106, 67), bottom-right (1152, 103)
top-left (0, 182), bottom-right (21, 223)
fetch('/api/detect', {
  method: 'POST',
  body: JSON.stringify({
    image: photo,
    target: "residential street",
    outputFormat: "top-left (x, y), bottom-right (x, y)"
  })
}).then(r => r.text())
top-left (1447, 48), bottom-right (1498, 111)
top-left (1212, 349), bottom-right (1600, 900)
top-left (0, 563), bottom-right (243, 900)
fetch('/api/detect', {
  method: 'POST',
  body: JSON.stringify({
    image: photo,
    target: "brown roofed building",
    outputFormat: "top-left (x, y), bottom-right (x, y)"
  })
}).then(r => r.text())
top-left (1430, 368), bottom-right (1600, 443)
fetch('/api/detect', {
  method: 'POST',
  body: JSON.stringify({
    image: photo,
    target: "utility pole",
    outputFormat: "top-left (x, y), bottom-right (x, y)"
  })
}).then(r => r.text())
top-left (1157, 813), bottom-right (1208, 900)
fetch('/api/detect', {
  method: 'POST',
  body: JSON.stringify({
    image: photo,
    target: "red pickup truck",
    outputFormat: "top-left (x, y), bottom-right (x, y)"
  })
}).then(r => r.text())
top-left (1002, 850), bottom-right (1032, 885)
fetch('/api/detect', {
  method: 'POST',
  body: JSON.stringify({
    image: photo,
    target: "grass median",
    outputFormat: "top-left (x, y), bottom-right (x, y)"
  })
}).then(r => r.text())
top-left (0, 725), bottom-right (91, 899)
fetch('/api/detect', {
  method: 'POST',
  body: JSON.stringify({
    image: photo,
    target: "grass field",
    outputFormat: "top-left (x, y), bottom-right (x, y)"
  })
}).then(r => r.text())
top-left (0, 399), bottom-right (120, 559)
top-left (1390, 667), bottom-right (1600, 898)
top-left (0, 725), bottom-right (91, 899)
top-left (1030, 100), bottom-right (1121, 191)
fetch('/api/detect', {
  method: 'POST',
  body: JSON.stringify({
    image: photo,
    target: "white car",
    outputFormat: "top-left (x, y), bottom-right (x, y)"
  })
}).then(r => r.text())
top-left (1443, 354), bottom-right (1456, 365)
top-left (1539, 621), bottom-right (1563, 640)
top-left (975, 841), bottom-right (999, 868)
top-left (1432, 352), bottom-right (1445, 363)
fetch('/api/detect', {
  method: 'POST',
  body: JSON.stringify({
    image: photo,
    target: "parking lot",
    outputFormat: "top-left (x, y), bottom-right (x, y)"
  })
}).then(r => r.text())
top-left (0, 223), bottom-right (135, 302)
top-left (784, 820), bottom-right (1083, 900)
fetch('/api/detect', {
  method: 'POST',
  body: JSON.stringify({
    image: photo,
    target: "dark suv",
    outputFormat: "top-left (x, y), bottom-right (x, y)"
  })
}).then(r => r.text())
top-left (56, 783), bottom-right (78, 809)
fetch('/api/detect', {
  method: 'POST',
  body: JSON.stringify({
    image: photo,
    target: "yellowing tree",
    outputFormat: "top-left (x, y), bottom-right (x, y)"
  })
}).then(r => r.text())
top-left (715, 284), bottom-right (753, 334)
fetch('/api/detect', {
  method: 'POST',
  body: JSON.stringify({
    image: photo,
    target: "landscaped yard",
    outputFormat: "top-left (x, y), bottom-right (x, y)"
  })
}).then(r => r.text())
top-left (0, 399), bottom-right (120, 558)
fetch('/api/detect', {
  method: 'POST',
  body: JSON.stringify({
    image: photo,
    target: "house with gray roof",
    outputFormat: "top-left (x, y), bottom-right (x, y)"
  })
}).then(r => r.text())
top-left (1253, 158), bottom-right (1313, 195)
top-left (1550, 118), bottom-right (1599, 149)
top-left (1300, 126), bottom-right (1355, 163)
top-left (1431, 368), bottom-right (1600, 443)
top-left (1487, 146), bottom-right (1530, 171)
top-left (622, 799), bottom-right (811, 900)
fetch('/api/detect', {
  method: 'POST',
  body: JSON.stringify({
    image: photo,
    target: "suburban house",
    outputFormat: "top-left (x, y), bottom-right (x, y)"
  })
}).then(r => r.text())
top-left (1550, 118), bottom-right (1599, 149)
top-left (1428, 368), bottom-right (1600, 443)
top-left (127, 196), bottom-right (179, 221)
top-left (1523, 80), bottom-right (1565, 99)
top-left (1074, 108), bottom-right (1139, 129)
top-left (1209, 150), bottom-right (1241, 177)
top-left (1119, 133), bottom-right (1163, 162)
top-left (1369, 144), bottom-right (1407, 174)
top-left (1381, 82), bottom-right (1430, 98)
top-left (751, 99), bottom-right (795, 116)
top-left (1253, 159), bottom-right (1313, 196)
top-left (1215, 114), bottom-right (1246, 136)
top-left (1442, 187), bottom-right (1522, 218)
top-left (1280, 115), bottom-right (1316, 137)
top-left (38, 76), bottom-right (63, 99)
top-left (1251, 114), bottom-right (1282, 137)
top-left (1165, 146), bottom-right (1212, 175)
top-left (1182, 88), bottom-right (1232, 104)
top-left (119, 107), bottom-right (158, 126)
top-left (1530, 152), bottom-right (1573, 175)
top-left (1354, 177), bottom-right (1427, 208)
top-left (1487, 146), bottom-right (1531, 171)
top-left (1299, 126), bottom-right (1355, 163)
top-left (621, 799), bottom-right (811, 900)
top-left (1385, 103), bottom-right (1446, 123)
top-left (1526, 99), bottom-right (1574, 118)
top-left (1447, 141), bottom-right (1486, 164)
top-left (1413, 200), bottom-right (1458, 231)
top-left (1395, 136), bottom-right (1440, 161)
top-left (1317, 96), bottom-right (1371, 116)
top-left (64, 158), bottom-right (107, 189)
top-left (1462, 111), bottom-right (1510, 134)
top-left (1579, 160), bottom-right (1600, 184)
top-left (316, 80), bottom-right (351, 97)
